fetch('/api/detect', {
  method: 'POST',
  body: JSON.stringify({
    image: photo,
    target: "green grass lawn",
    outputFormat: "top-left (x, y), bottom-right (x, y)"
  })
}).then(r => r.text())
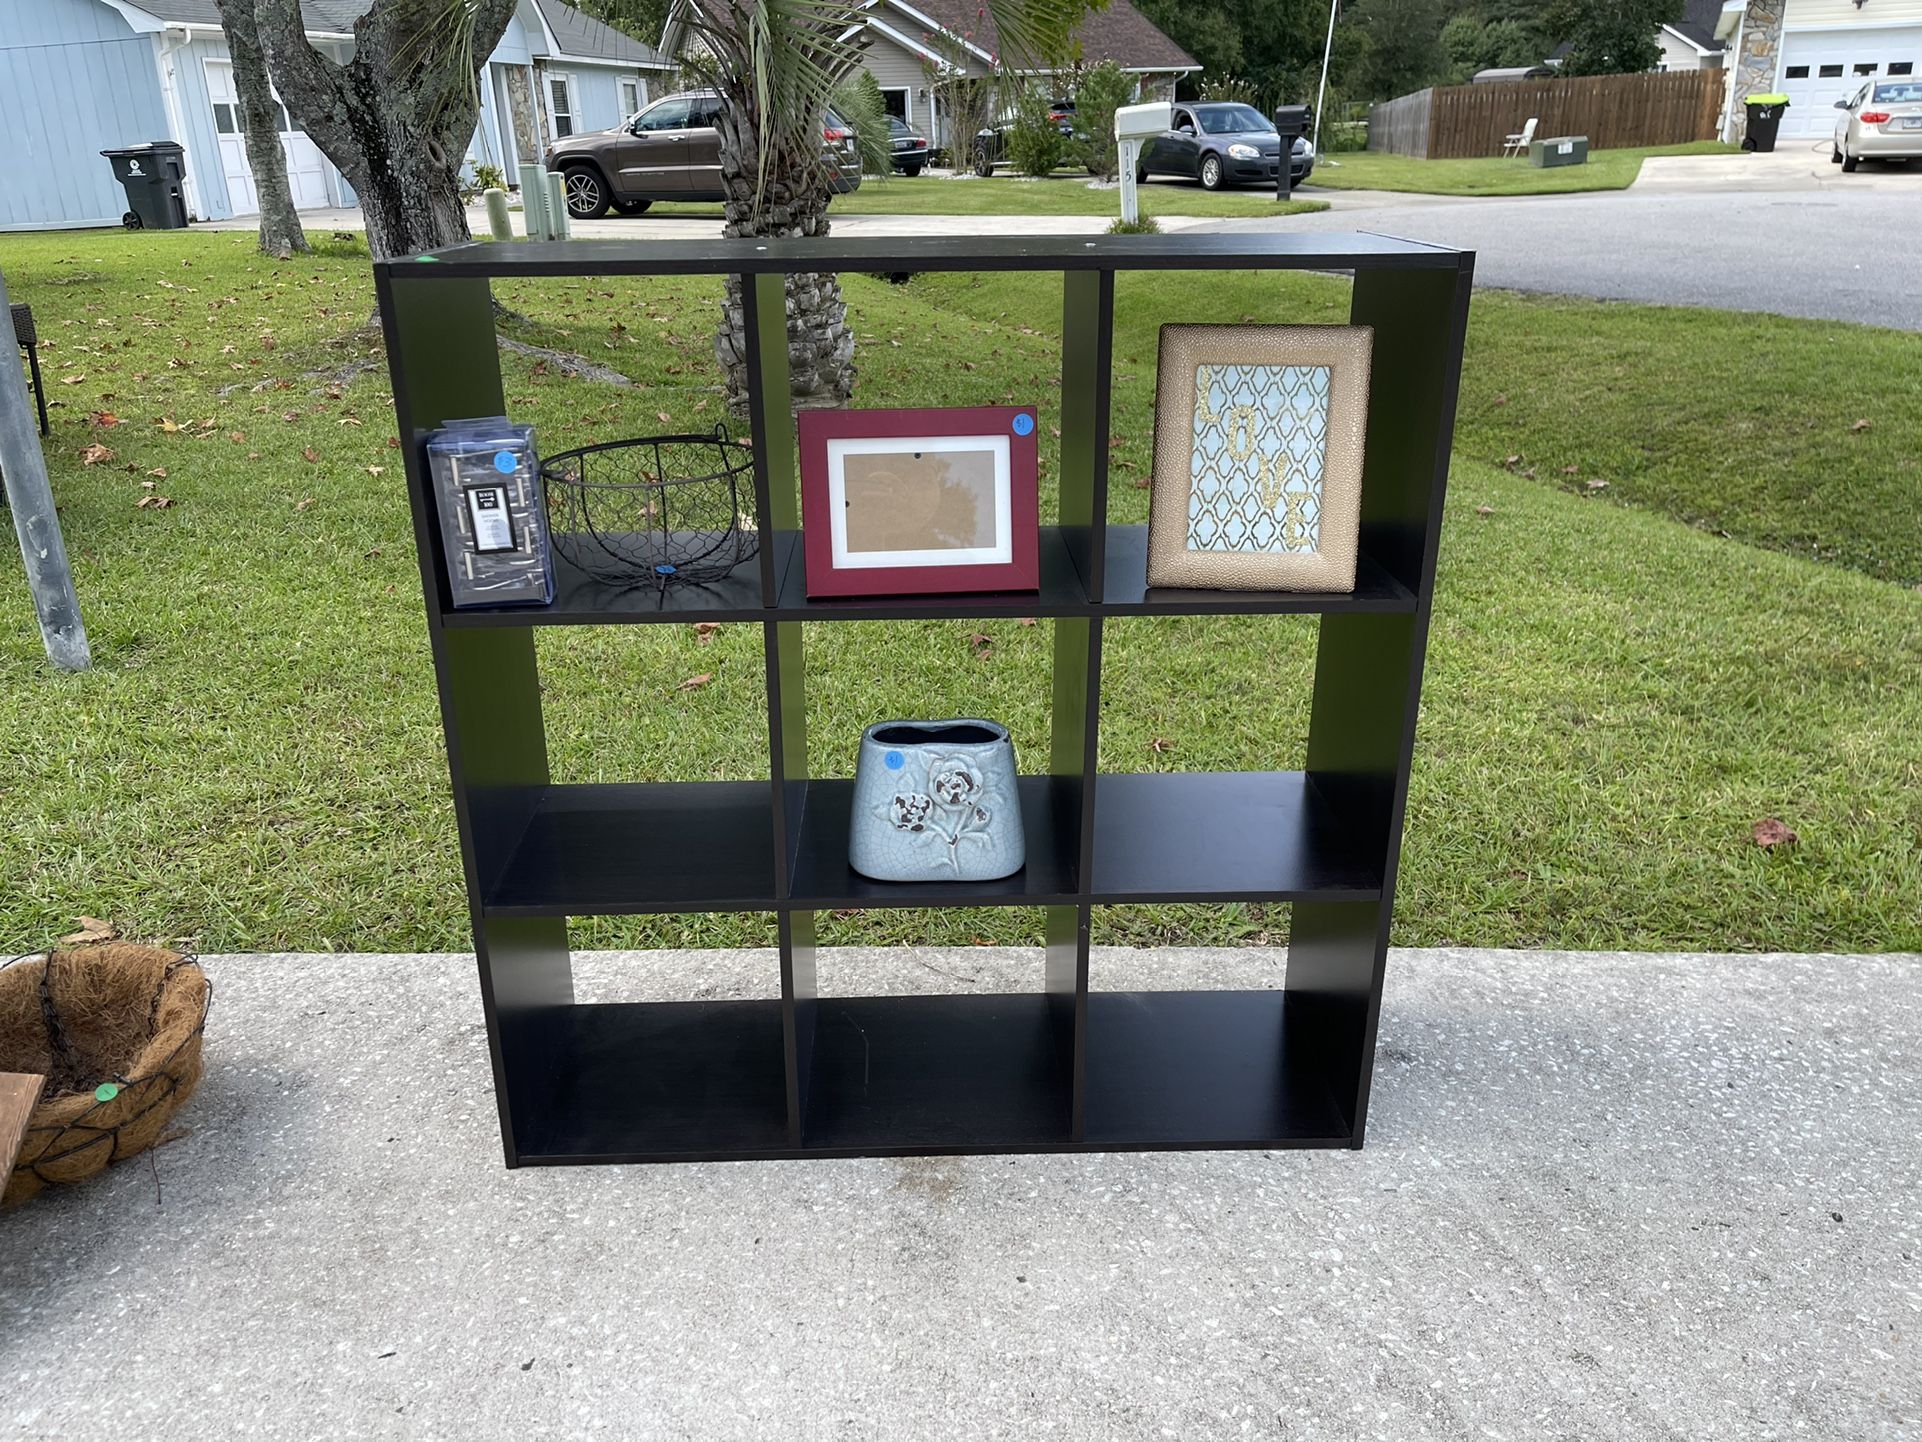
top-left (2, 229), bottom-right (1919, 956)
top-left (643, 173), bottom-right (1328, 219)
top-left (1309, 142), bottom-right (1736, 196)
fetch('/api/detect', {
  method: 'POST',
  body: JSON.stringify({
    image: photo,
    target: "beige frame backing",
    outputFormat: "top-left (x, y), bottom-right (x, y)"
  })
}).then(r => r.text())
top-left (1146, 323), bottom-right (1374, 592)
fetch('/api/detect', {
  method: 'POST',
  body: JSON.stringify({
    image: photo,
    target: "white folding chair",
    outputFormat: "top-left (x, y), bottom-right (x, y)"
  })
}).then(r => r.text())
top-left (1502, 117), bottom-right (1538, 158)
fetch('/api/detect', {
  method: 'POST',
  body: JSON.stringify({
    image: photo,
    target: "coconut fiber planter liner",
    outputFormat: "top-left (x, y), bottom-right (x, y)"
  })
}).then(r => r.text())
top-left (1, 945), bottom-right (210, 1206)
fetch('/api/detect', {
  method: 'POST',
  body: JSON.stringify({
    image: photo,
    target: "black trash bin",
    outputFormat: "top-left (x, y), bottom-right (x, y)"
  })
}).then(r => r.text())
top-left (100, 142), bottom-right (189, 230)
top-left (1742, 94), bottom-right (1789, 153)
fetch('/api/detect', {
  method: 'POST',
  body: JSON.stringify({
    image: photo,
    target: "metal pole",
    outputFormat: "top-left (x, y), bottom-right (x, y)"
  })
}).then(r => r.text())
top-left (0, 267), bottom-right (90, 670)
top-left (1312, 0), bottom-right (1339, 161)
top-left (1119, 138), bottom-right (1139, 224)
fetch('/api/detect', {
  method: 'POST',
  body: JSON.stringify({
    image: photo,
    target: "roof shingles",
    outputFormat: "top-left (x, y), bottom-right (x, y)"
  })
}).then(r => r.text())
top-left (891, 0), bottom-right (1198, 72)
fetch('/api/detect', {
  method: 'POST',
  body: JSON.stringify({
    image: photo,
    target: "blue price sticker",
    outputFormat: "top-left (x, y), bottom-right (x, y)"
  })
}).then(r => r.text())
top-left (1011, 413), bottom-right (1035, 437)
top-left (884, 750), bottom-right (905, 771)
top-left (493, 450), bottom-right (517, 474)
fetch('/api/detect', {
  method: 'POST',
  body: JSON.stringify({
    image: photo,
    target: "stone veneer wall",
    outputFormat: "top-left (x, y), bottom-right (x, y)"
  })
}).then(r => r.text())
top-left (1726, 0), bottom-right (1787, 140)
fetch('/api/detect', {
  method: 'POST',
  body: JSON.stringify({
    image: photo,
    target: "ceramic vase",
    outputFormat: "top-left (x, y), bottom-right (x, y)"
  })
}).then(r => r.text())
top-left (848, 719), bottom-right (1026, 882)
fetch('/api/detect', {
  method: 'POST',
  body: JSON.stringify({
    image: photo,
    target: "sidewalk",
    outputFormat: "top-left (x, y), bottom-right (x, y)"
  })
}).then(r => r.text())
top-left (5, 945), bottom-right (1917, 1439)
top-left (1634, 139), bottom-right (1919, 192)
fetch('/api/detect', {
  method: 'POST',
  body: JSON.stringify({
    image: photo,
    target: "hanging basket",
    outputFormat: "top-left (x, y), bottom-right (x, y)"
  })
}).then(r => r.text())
top-left (1, 945), bottom-right (211, 1207)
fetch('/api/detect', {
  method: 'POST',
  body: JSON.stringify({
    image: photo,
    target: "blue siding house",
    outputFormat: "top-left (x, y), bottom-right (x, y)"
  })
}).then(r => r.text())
top-left (0, 0), bottom-right (671, 230)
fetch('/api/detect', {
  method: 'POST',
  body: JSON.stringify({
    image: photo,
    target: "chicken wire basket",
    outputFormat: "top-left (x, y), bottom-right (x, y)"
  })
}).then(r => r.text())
top-left (539, 426), bottom-right (759, 590)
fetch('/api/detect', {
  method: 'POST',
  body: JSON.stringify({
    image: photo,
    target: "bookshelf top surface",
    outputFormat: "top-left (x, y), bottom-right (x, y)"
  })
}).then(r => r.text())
top-left (377, 231), bottom-right (1470, 279)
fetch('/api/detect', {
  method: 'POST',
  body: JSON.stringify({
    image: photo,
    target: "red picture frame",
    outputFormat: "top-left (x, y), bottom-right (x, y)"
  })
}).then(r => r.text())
top-left (796, 406), bottom-right (1040, 598)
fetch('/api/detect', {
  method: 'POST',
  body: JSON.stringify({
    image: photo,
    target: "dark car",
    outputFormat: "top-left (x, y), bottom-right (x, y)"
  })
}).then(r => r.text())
top-left (888, 115), bottom-right (932, 175)
top-left (1139, 102), bottom-right (1314, 190)
top-left (970, 98), bottom-right (1079, 175)
top-left (544, 90), bottom-right (861, 218)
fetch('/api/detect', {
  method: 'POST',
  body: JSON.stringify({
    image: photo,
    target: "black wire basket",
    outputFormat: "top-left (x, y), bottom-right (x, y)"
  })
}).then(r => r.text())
top-left (539, 426), bottom-right (758, 589)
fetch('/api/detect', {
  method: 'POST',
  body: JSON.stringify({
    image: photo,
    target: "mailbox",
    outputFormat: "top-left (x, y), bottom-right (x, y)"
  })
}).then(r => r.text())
top-left (1114, 102), bottom-right (1174, 225)
top-left (1115, 102), bottom-right (1174, 141)
top-left (1272, 105), bottom-right (1310, 199)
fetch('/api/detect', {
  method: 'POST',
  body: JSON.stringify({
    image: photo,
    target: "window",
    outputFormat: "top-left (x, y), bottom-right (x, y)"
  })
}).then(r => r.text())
top-left (880, 85), bottom-right (910, 122)
top-left (546, 74), bottom-right (573, 138)
top-left (620, 77), bottom-right (641, 117)
top-left (1785, 65), bottom-right (1810, 79)
top-left (1818, 64), bottom-right (1844, 78)
top-left (213, 102), bottom-right (237, 135)
top-left (274, 101), bottom-right (294, 134)
top-left (1854, 63), bottom-right (1878, 76)
top-left (1875, 80), bottom-right (1922, 102)
top-left (634, 97), bottom-right (691, 132)
top-left (685, 95), bottom-right (723, 129)
top-left (1889, 62), bottom-right (1915, 76)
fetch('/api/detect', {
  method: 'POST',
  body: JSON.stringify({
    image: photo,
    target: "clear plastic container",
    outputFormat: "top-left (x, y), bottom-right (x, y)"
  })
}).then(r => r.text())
top-left (425, 417), bottom-right (554, 608)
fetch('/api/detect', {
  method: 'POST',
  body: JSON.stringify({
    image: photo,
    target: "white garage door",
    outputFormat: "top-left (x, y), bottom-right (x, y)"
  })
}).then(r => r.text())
top-left (205, 59), bottom-right (332, 213)
top-left (1778, 26), bottom-right (1922, 137)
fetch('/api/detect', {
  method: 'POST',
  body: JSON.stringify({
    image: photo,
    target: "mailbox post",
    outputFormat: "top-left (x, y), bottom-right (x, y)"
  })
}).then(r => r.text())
top-left (1272, 105), bottom-right (1310, 200)
top-left (1114, 101), bottom-right (1172, 226)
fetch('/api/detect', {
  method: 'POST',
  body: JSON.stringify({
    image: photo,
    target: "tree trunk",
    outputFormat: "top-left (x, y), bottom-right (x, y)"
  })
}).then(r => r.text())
top-left (710, 82), bottom-right (853, 414)
top-left (253, 0), bottom-right (516, 260)
top-left (214, 0), bottom-right (308, 258)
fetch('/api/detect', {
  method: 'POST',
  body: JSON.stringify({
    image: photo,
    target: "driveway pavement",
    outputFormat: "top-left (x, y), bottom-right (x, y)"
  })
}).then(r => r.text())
top-left (5, 945), bottom-right (1920, 1440)
top-left (1268, 184), bottom-right (1922, 330)
top-left (235, 159), bottom-right (1920, 330)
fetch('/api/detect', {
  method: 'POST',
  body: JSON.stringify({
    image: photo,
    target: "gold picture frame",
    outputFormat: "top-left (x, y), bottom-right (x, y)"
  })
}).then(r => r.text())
top-left (1146, 324), bottom-right (1373, 592)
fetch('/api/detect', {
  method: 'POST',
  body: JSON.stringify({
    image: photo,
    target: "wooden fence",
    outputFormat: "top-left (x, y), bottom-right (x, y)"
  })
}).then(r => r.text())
top-left (1368, 70), bottom-right (1725, 159)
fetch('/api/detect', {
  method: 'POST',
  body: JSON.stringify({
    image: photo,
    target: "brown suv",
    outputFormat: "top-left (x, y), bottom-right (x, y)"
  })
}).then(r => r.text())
top-left (544, 89), bottom-right (862, 218)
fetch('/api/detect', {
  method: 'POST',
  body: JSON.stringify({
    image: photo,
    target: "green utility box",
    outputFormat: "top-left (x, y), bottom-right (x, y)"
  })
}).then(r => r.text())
top-left (1528, 134), bottom-right (1589, 168)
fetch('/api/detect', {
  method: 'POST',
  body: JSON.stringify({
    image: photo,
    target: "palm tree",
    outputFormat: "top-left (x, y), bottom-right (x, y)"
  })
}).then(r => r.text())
top-left (664, 0), bottom-right (1092, 411)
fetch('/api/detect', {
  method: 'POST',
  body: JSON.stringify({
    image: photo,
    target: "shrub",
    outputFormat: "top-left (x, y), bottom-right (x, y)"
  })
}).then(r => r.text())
top-left (462, 162), bottom-right (508, 201)
top-left (1071, 61), bottom-right (1135, 180)
top-left (1107, 215), bottom-right (1161, 234)
top-left (1005, 87), bottom-right (1066, 177)
top-left (834, 71), bottom-right (892, 175)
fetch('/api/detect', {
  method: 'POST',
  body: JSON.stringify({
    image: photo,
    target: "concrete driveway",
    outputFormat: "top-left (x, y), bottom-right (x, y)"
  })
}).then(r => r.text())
top-left (5, 944), bottom-right (1920, 1439)
top-left (1265, 184), bottom-right (1922, 330)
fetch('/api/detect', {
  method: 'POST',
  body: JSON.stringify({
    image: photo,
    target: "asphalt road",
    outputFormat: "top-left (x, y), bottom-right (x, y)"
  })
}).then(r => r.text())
top-left (1254, 187), bottom-right (1922, 330)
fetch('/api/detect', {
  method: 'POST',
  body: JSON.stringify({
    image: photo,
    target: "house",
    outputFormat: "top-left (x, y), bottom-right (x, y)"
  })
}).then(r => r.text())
top-left (0, 0), bottom-right (672, 231)
top-left (662, 0), bottom-right (1199, 153)
top-left (1655, 0), bottom-right (1729, 70)
top-left (1717, 0), bottom-right (1922, 139)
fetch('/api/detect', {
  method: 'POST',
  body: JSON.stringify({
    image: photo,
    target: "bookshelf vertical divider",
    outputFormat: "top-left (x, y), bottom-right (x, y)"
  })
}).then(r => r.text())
top-left (376, 233), bottom-right (1473, 1165)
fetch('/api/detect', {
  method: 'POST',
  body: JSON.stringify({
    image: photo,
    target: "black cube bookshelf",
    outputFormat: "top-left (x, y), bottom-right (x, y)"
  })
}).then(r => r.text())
top-left (375, 232), bottom-right (1473, 1165)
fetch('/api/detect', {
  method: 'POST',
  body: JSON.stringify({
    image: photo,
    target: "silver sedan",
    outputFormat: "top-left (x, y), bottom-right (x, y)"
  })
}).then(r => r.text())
top-left (1833, 78), bottom-right (1922, 171)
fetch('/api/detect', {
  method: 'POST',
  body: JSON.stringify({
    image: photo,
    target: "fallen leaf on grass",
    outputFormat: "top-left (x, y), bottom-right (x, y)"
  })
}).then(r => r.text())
top-left (88, 410), bottom-right (121, 428)
top-left (1850, 418), bottom-right (1871, 433)
top-left (692, 621), bottom-right (722, 645)
top-left (366, 465), bottom-right (385, 477)
top-left (60, 373), bottom-right (86, 386)
top-left (60, 916), bottom-right (118, 946)
top-left (1585, 478), bottom-right (1609, 491)
top-left (675, 673), bottom-right (713, 692)
top-left (1559, 464), bottom-right (1579, 475)
top-left (156, 416), bottom-right (182, 433)
top-left (1132, 476), bottom-right (1151, 489)
top-left (1491, 393), bottom-right (1508, 407)
top-left (1016, 617), bottom-right (1037, 627)
top-left (1474, 505), bottom-right (1495, 517)
top-left (1751, 818), bottom-right (1798, 849)
top-left (295, 496), bottom-right (316, 512)
top-left (302, 447), bottom-right (320, 463)
top-left (78, 443), bottom-right (115, 466)
top-left (146, 466), bottom-right (167, 478)
top-left (967, 631), bottom-right (993, 656)
top-left (136, 494), bottom-right (174, 509)
top-left (656, 411), bottom-right (673, 424)
top-left (1148, 737), bottom-right (1174, 755)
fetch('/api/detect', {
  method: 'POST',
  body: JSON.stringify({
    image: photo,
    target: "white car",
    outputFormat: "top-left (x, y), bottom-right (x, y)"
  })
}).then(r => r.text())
top-left (1832, 78), bottom-right (1922, 172)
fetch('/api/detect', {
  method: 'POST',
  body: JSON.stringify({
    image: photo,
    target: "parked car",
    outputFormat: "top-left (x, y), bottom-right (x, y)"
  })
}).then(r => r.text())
top-left (1138, 102), bottom-right (1314, 190)
top-left (545, 90), bottom-right (862, 218)
top-left (888, 115), bottom-right (932, 176)
top-left (1832, 78), bottom-right (1922, 171)
top-left (970, 99), bottom-right (1080, 175)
